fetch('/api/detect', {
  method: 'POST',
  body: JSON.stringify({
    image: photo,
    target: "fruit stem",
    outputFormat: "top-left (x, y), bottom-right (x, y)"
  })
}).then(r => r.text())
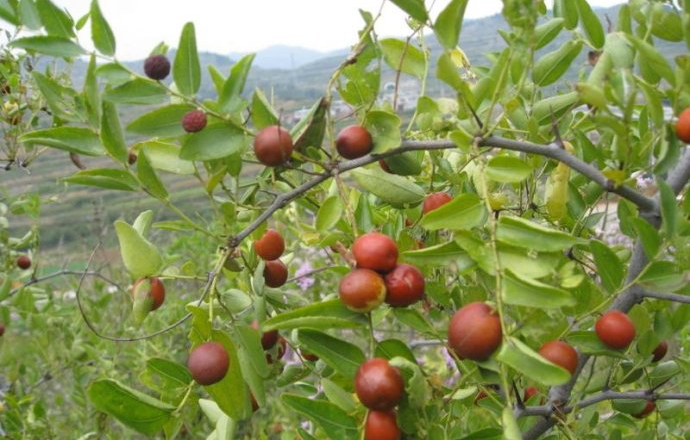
top-left (172, 380), bottom-right (195, 416)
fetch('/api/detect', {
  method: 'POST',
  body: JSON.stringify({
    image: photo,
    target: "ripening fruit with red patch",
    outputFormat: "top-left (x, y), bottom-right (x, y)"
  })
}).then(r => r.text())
top-left (379, 159), bottom-right (392, 173)
top-left (384, 263), bottom-right (425, 307)
top-left (652, 340), bottom-right (668, 362)
top-left (448, 302), bottom-right (502, 361)
top-left (132, 277), bottom-right (166, 311)
top-left (339, 268), bottom-right (387, 312)
top-left (422, 192), bottom-right (452, 215)
top-left (188, 342), bottom-right (230, 385)
top-left (538, 340), bottom-right (578, 375)
top-left (633, 400), bottom-right (656, 419)
top-left (251, 320), bottom-right (279, 350)
top-left (595, 310), bottom-right (636, 350)
top-left (352, 232), bottom-right (398, 273)
top-left (355, 358), bottom-right (404, 411)
top-left (523, 386), bottom-right (539, 402)
top-left (675, 108), bottom-right (690, 143)
top-left (264, 260), bottom-right (288, 288)
top-left (143, 55), bottom-right (171, 80)
top-left (365, 410), bottom-right (401, 440)
top-left (301, 349), bottom-right (319, 362)
top-left (181, 110), bottom-right (207, 133)
top-left (336, 125), bottom-right (373, 159)
top-left (16, 255), bottom-right (31, 269)
top-left (254, 229), bottom-right (285, 261)
top-left (253, 125), bottom-right (294, 166)
top-left (266, 336), bottom-right (287, 364)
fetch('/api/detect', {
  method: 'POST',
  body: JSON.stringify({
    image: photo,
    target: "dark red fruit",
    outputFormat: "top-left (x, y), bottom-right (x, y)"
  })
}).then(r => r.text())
top-left (365, 410), bottom-right (401, 440)
top-left (16, 255), bottom-right (31, 269)
top-left (595, 310), bottom-right (636, 350)
top-left (379, 159), bottom-right (392, 173)
top-left (676, 108), bottom-right (690, 144)
top-left (538, 340), bottom-right (578, 375)
top-left (127, 151), bottom-right (138, 165)
top-left (524, 386), bottom-right (539, 402)
top-left (144, 55), bottom-right (171, 80)
top-left (266, 336), bottom-right (287, 364)
top-left (352, 232), bottom-right (398, 273)
top-left (251, 320), bottom-right (279, 350)
top-left (384, 263), bottom-right (425, 307)
top-left (188, 342), bottom-right (230, 385)
top-left (132, 277), bottom-right (166, 311)
top-left (651, 341), bottom-right (668, 362)
top-left (336, 125), bottom-right (373, 159)
top-left (264, 260), bottom-right (288, 288)
top-left (448, 302), bottom-right (502, 361)
top-left (474, 390), bottom-right (489, 405)
top-left (181, 110), bottom-right (207, 133)
top-left (301, 349), bottom-right (319, 362)
top-left (422, 192), bottom-right (453, 215)
top-left (355, 358), bottom-right (404, 411)
top-left (254, 229), bottom-right (285, 261)
top-left (633, 400), bottom-right (655, 419)
top-left (253, 125), bottom-right (294, 166)
top-left (338, 268), bottom-right (387, 312)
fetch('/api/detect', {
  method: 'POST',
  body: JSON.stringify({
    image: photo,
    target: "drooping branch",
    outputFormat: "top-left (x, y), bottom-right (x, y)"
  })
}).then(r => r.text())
top-left (8, 269), bottom-right (121, 298)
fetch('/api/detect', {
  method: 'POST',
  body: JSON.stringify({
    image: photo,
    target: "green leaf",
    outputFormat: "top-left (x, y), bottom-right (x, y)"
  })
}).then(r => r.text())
top-left (502, 407), bottom-right (522, 440)
top-left (658, 180), bottom-right (677, 238)
top-left (281, 394), bottom-right (358, 440)
top-left (627, 35), bottom-right (675, 86)
top-left (321, 378), bottom-right (357, 413)
top-left (20, 127), bottom-right (104, 156)
top-left (381, 150), bottom-right (423, 176)
top-left (202, 330), bottom-right (250, 420)
top-left (18, 0), bottom-right (41, 30)
top-left (0, 0), bottom-right (19, 25)
top-left (352, 168), bottom-right (425, 207)
top-left (10, 35), bottom-right (85, 57)
top-left (590, 240), bottom-right (624, 293)
top-left (648, 3), bottom-right (682, 42)
top-left (219, 53), bottom-right (254, 113)
top-left (180, 124), bottom-right (246, 161)
top-left (533, 40), bottom-right (583, 86)
top-left (298, 329), bottom-right (365, 379)
top-left (436, 50), bottom-right (474, 100)
top-left (531, 92), bottom-right (579, 125)
top-left (251, 88), bottom-right (279, 129)
top-left (138, 141), bottom-right (195, 175)
top-left (63, 169), bottom-right (139, 191)
top-left (575, 0), bottom-right (604, 49)
top-left (104, 78), bottom-right (167, 105)
top-left (495, 337), bottom-right (571, 386)
top-left (234, 324), bottom-right (270, 379)
top-left (36, 0), bottom-right (74, 37)
top-left (315, 196), bottom-right (343, 233)
top-left (114, 220), bottom-right (163, 279)
top-left (292, 97), bottom-right (328, 151)
top-left (83, 54), bottom-right (100, 126)
top-left (388, 0), bottom-right (427, 22)
top-left (631, 218), bottom-right (661, 260)
top-left (145, 358), bottom-right (192, 388)
top-left (127, 104), bottom-right (194, 137)
top-left (566, 331), bottom-right (625, 357)
top-left (375, 339), bottom-right (417, 364)
top-left (535, 18), bottom-right (565, 50)
top-left (502, 269), bottom-right (575, 309)
top-left (639, 261), bottom-right (686, 292)
top-left (364, 110), bottom-right (401, 153)
top-left (433, 0), bottom-right (469, 49)
top-left (96, 62), bottom-right (133, 86)
top-left (87, 379), bottom-right (174, 435)
top-left (486, 155), bottom-right (534, 183)
top-left (132, 210), bottom-right (153, 237)
top-left (496, 216), bottom-right (579, 252)
top-left (401, 241), bottom-right (475, 270)
top-left (649, 361), bottom-right (680, 388)
top-left (392, 308), bottom-right (436, 335)
top-left (263, 299), bottom-right (366, 331)
top-left (90, 0), bottom-right (115, 55)
top-left (173, 22), bottom-right (201, 95)
top-left (100, 100), bottom-right (128, 163)
top-left (389, 357), bottom-right (430, 407)
top-left (137, 151), bottom-right (168, 200)
top-left (419, 193), bottom-right (488, 231)
top-left (554, 0), bottom-right (578, 30)
top-left (379, 38), bottom-right (426, 80)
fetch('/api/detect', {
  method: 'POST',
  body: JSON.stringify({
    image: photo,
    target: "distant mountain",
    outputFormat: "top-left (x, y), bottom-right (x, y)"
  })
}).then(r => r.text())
top-left (229, 45), bottom-right (348, 69)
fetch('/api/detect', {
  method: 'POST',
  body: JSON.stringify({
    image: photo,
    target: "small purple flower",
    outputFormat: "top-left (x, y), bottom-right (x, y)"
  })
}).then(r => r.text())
top-left (295, 260), bottom-right (315, 291)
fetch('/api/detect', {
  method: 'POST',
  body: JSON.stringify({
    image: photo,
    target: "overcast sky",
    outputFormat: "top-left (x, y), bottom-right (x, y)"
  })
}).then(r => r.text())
top-left (51, 0), bottom-right (623, 60)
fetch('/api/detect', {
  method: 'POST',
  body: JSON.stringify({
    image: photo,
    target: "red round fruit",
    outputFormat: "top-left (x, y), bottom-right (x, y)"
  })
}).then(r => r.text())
top-left (253, 125), bottom-right (294, 166)
top-left (379, 159), bottom-right (392, 173)
top-left (251, 320), bottom-right (279, 350)
top-left (448, 302), bottom-right (502, 361)
top-left (422, 192), bottom-right (453, 215)
top-left (675, 108), bottom-right (690, 144)
top-left (264, 260), bottom-right (288, 288)
top-left (266, 336), bottom-right (287, 364)
top-left (352, 232), bottom-right (398, 273)
top-left (16, 255), bottom-right (31, 269)
top-left (338, 268), bottom-right (387, 312)
top-left (336, 125), bottom-right (373, 159)
top-left (254, 229), bottom-right (285, 261)
top-left (384, 263), bottom-right (425, 307)
top-left (364, 410), bottom-right (401, 440)
top-left (595, 310), bottom-right (636, 350)
top-left (181, 110), bottom-right (207, 133)
top-left (651, 340), bottom-right (668, 362)
top-left (524, 386), bottom-right (539, 402)
top-left (144, 55), bottom-right (171, 80)
top-left (538, 340), bottom-right (578, 375)
top-left (633, 400), bottom-right (655, 419)
top-left (148, 277), bottom-right (165, 311)
top-left (188, 342), bottom-right (230, 385)
top-left (355, 358), bottom-right (404, 411)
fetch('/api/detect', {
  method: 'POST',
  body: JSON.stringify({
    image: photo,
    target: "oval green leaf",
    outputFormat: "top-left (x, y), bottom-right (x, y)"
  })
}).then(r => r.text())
top-left (351, 168), bottom-right (425, 207)
top-left (180, 124), bottom-right (246, 161)
top-left (495, 337), bottom-right (571, 386)
top-left (20, 127), bottom-right (104, 156)
top-left (419, 193), bottom-right (488, 231)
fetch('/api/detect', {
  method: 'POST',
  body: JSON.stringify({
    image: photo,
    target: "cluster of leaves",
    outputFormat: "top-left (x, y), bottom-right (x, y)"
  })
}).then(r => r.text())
top-left (0, 0), bottom-right (690, 439)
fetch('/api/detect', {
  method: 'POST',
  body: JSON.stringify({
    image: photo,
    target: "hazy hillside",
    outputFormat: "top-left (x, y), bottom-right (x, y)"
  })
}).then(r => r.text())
top-left (229, 45), bottom-right (348, 69)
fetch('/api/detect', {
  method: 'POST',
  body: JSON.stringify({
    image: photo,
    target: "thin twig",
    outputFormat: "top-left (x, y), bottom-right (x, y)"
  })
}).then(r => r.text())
top-left (8, 270), bottom-right (121, 298)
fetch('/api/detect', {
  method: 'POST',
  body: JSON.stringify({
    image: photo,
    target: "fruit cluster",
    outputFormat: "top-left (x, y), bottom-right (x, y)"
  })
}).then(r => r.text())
top-left (356, 358), bottom-right (404, 440)
top-left (255, 229), bottom-right (289, 288)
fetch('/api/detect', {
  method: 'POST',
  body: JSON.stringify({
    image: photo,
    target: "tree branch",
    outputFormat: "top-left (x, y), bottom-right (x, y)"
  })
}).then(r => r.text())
top-left (8, 270), bottom-right (121, 298)
top-left (640, 290), bottom-right (690, 305)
